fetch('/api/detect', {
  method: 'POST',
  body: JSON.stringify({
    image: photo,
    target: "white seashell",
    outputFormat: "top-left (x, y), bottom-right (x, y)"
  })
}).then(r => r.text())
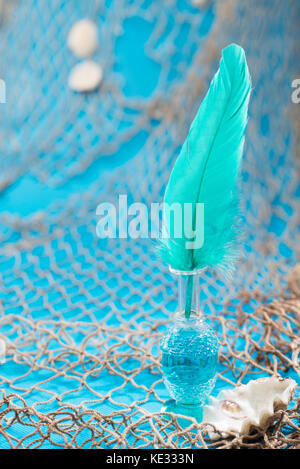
top-left (203, 376), bottom-right (297, 439)
top-left (67, 19), bottom-right (98, 58)
top-left (68, 60), bottom-right (103, 92)
top-left (0, 338), bottom-right (6, 364)
top-left (192, 0), bottom-right (209, 8)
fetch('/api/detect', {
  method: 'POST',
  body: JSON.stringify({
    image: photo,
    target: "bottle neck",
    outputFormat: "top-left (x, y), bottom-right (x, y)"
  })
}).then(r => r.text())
top-left (178, 272), bottom-right (200, 318)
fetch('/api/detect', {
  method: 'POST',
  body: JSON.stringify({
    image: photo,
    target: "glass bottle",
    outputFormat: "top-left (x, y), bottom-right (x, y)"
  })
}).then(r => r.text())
top-left (160, 271), bottom-right (219, 424)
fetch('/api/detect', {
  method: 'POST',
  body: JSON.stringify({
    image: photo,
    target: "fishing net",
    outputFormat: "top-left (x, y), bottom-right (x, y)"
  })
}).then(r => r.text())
top-left (0, 0), bottom-right (299, 449)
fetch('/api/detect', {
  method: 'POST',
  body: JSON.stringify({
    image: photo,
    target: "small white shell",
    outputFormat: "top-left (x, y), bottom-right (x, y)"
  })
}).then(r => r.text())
top-left (203, 376), bottom-right (296, 439)
top-left (0, 338), bottom-right (6, 364)
top-left (67, 19), bottom-right (98, 58)
top-left (68, 60), bottom-right (103, 92)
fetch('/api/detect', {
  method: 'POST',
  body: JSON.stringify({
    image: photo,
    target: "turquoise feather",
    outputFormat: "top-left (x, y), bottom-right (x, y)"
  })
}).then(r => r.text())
top-left (158, 44), bottom-right (251, 276)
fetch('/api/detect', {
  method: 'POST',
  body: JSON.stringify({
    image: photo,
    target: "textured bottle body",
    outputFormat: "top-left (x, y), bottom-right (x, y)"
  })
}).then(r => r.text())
top-left (161, 315), bottom-right (219, 405)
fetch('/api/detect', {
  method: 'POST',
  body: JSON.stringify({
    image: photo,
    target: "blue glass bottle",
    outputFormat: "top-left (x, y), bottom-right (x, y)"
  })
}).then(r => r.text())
top-left (160, 271), bottom-right (219, 424)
